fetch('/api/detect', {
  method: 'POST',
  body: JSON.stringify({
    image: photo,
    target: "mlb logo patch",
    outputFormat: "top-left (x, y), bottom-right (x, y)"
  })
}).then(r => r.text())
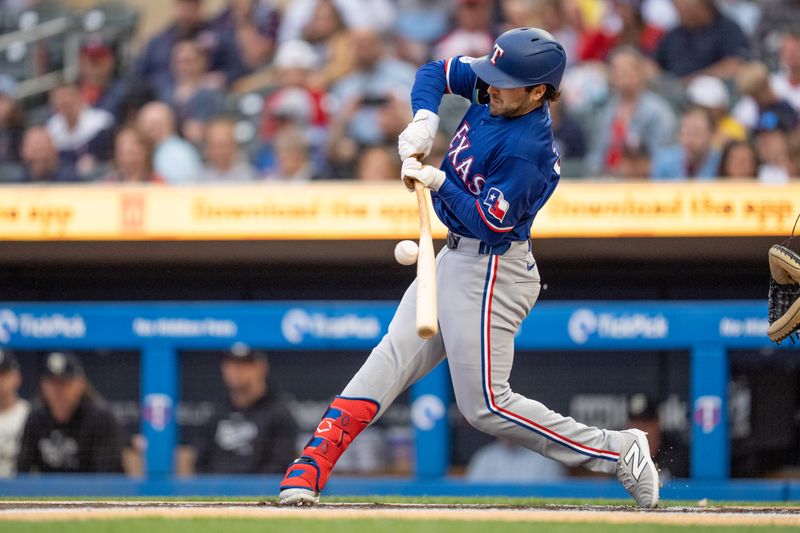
top-left (483, 187), bottom-right (509, 222)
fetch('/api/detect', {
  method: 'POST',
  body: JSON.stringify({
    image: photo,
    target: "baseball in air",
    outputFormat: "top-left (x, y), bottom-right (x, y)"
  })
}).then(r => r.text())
top-left (394, 240), bottom-right (419, 265)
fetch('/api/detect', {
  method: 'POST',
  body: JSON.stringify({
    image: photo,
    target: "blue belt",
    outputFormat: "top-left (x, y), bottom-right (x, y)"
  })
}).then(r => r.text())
top-left (446, 232), bottom-right (512, 255)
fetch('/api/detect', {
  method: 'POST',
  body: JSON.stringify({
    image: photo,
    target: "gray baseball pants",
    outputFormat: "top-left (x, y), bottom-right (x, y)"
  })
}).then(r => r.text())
top-left (342, 235), bottom-right (622, 473)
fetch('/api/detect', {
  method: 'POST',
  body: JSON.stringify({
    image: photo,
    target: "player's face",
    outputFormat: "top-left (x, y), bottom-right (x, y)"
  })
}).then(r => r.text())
top-left (486, 85), bottom-right (541, 117)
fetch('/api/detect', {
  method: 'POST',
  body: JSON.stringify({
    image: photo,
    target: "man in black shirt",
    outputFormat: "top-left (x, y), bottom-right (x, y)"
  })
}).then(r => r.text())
top-left (17, 351), bottom-right (122, 473)
top-left (656, 0), bottom-right (751, 80)
top-left (194, 344), bottom-right (297, 473)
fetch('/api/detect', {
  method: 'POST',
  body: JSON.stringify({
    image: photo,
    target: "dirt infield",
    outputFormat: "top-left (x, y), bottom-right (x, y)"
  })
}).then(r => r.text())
top-left (0, 501), bottom-right (798, 527)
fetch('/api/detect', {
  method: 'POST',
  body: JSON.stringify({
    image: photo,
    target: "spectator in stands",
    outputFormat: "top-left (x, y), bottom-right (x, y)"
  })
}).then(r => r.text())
top-left (77, 37), bottom-right (129, 118)
top-left (290, 0), bottom-right (355, 89)
top-left (685, 75), bottom-right (747, 149)
top-left (535, 0), bottom-right (580, 67)
top-left (754, 0), bottom-right (800, 67)
top-left (655, 0), bottom-right (750, 80)
top-left (616, 140), bottom-right (652, 179)
top-left (136, 102), bottom-right (202, 184)
top-left (578, 0), bottom-right (665, 61)
top-left (754, 126), bottom-right (795, 183)
top-left (136, 0), bottom-right (246, 89)
top-left (17, 351), bottom-right (123, 473)
top-left (586, 47), bottom-right (677, 177)
top-left (155, 39), bottom-right (224, 145)
top-left (356, 145), bottom-right (400, 181)
top-left (16, 127), bottom-right (78, 183)
top-left (264, 126), bottom-right (316, 181)
top-left (433, 0), bottom-right (495, 60)
top-left (103, 127), bottom-right (164, 183)
top-left (718, 140), bottom-right (758, 179)
top-left (193, 344), bottom-right (297, 474)
top-left (651, 106), bottom-right (721, 180)
top-left (254, 40), bottom-right (327, 172)
top-left (209, 0), bottom-right (280, 71)
top-left (200, 116), bottom-right (257, 182)
top-left (0, 350), bottom-right (29, 477)
top-left (330, 28), bottom-right (415, 146)
top-left (394, 0), bottom-right (451, 65)
top-left (465, 437), bottom-right (567, 482)
top-left (47, 83), bottom-right (115, 178)
top-left (549, 101), bottom-right (587, 169)
top-left (771, 30), bottom-right (800, 114)
top-left (0, 76), bottom-right (24, 168)
top-left (733, 61), bottom-right (799, 134)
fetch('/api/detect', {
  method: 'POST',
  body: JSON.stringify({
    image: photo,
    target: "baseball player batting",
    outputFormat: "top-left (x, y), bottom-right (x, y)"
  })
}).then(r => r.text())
top-left (279, 28), bottom-right (659, 508)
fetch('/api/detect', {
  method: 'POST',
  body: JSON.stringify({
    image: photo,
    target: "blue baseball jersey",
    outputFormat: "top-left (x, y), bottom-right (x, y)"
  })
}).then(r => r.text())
top-left (411, 56), bottom-right (561, 246)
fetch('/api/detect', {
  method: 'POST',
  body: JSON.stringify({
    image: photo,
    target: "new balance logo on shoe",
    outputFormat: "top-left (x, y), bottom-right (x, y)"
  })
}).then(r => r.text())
top-left (624, 441), bottom-right (648, 481)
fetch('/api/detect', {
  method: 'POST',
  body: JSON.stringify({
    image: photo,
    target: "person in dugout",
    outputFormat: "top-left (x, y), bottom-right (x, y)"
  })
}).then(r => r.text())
top-left (17, 351), bottom-right (123, 473)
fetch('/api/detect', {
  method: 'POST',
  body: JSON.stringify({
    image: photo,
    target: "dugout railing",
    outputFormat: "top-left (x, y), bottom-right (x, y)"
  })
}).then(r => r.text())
top-left (0, 300), bottom-right (798, 501)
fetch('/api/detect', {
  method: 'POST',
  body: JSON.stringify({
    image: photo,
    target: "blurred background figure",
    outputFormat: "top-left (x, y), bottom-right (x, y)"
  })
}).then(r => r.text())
top-left (586, 46), bottom-right (676, 177)
top-left (200, 116), bottom-right (257, 182)
top-left (264, 126), bottom-right (316, 181)
top-left (753, 125), bottom-right (795, 183)
top-left (432, 0), bottom-right (495, 60)
top-left (717, 139), bottom-right (759, 179)
top-left (329, 28), bottom-right (415, 147)
top-left (465, 437), bottom-right (567, 483)
top-left (0, 76), bottom-right (24, 173)
top-left (0, 350), bottom-right (29, 477)
top-left (651, 106), bottom-right (720, 180)
top-left (46, 83), bottom-right (115, 179)
top-left (626, 394), bottom-right (689, 483)
top-left (733, 61), bottom-right (799, 134)
top-left (102, 127), bottom-right (164, 183)
top-left (685, 75), bottom-right (746, 149)
top-left (192, 344), bottom-right (297, 474)
top-left (136, 101), bottom-right (202, 184)
top-left (77, 37), bottom-right (129, 118)
top-left (356, 145), bottom-right (400, 181)
top-left (155, 39), bottom-right (224, 146)
top-left (17, 352), bottom-right (122, 473)
top-left (209, 0), bottom-right (281, 72)
top-left (15, 127), bottom-right (78, 183)
top-left (616, 140), bottom-right (652, 179)
top-left (136, 0), bottom-right (245, 89)
top-left (655, 0), bottom-right (750, 81)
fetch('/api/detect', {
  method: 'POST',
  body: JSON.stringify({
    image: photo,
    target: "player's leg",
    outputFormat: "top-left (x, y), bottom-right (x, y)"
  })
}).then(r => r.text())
top-left (280, 272), bottom-right (446, 505)
top-left (440, 246), bottom-right (657, 506)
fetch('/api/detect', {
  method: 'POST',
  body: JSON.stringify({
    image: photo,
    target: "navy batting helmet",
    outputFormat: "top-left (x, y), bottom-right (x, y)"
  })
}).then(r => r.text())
top-left (470, 27), bottom-right (566, 90)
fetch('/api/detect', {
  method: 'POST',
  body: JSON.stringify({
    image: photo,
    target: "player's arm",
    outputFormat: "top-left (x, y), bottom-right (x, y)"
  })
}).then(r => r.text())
top-left (399, 56), bottom-right (478, 160)
top-left (405, 156), bottom-right (549, 245)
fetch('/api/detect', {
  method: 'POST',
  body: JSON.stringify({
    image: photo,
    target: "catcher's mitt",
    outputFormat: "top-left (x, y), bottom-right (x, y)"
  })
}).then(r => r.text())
top-left (768, 244), bottom-right (800, 344)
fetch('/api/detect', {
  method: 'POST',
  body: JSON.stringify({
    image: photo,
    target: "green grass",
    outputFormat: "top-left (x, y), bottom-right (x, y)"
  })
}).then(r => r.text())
top-left (0, 519), bottom-right (795, 533)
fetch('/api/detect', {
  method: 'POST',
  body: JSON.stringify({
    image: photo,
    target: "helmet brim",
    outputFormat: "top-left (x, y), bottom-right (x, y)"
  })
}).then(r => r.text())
top-left (469, 55), bottom-right (530, 89)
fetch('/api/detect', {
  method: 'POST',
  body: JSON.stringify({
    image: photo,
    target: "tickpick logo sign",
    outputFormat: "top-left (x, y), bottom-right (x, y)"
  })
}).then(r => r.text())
top-left (281, 309), bottom-right (381, 344)
top-left (567, 308), bottom-right (668, 345)
top-left (0, 309), bottom-right (86, 344)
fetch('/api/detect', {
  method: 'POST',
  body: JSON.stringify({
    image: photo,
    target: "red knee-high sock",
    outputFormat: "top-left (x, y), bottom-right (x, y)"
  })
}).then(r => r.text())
top-left (280, 396), bottom-right (379, 494)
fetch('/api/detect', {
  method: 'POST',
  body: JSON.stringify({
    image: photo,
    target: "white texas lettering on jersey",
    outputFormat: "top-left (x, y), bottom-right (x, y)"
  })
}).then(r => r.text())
top-left (448, 121), bottom-right (485, 194)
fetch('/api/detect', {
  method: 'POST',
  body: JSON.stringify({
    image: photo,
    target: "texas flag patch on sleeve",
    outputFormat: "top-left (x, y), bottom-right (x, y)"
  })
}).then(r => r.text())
top-left (483, 187), bottom-right (509, 222)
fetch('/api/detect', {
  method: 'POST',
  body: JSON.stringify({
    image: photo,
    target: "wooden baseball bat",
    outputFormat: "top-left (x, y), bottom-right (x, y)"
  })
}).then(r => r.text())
top-left (414, 179), bottom-right (439, 339)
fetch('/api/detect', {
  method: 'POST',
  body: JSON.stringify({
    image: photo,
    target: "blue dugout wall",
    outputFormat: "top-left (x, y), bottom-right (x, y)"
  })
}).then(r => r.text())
top-left (0, 300), bottom-right (798, 501)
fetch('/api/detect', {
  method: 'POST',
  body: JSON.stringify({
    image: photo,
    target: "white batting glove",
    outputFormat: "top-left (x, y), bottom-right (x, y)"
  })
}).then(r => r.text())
top-left (398, 109), bottom-right (440, 160)
top-left (402, 160), bottom-right (446, 192)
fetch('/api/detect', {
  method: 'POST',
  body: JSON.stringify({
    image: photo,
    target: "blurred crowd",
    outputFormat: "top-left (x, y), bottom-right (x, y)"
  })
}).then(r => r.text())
top-left (1, 0), bottom-right (800, 184)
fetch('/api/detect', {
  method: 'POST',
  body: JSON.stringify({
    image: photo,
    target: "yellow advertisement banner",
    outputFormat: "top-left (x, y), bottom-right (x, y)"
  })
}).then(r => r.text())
top-left (0, 182), bottom-right (797, 241)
